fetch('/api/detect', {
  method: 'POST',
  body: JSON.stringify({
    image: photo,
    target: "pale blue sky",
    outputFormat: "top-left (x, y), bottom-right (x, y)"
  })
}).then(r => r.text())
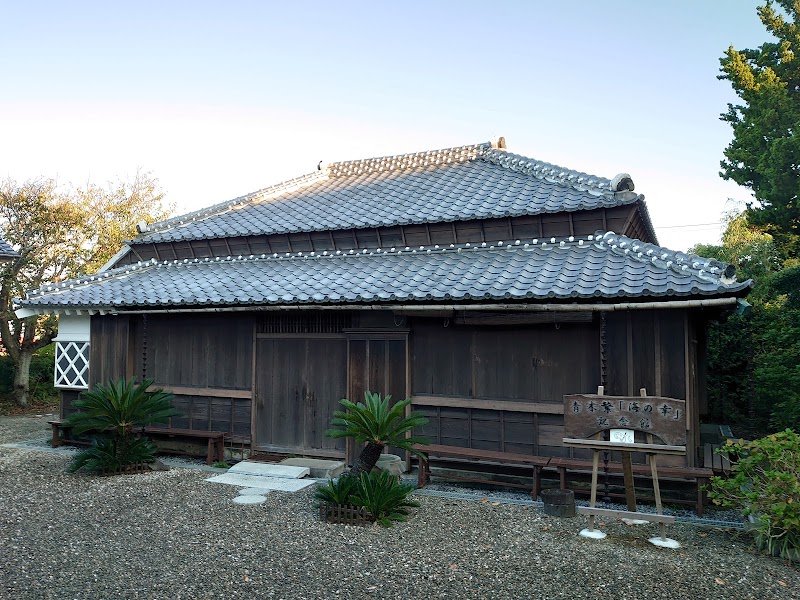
top-left (0, 1), bottom-right (770, 250)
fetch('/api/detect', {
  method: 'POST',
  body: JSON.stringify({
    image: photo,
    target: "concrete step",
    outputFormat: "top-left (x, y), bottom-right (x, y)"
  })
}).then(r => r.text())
top-left (279, 457), bottom-right (346, 479)
top-left (228, 461), bottom-right (310, 479)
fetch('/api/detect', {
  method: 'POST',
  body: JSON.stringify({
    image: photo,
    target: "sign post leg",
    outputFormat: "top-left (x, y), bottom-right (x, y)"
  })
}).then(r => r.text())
top-left (579, 450), bottom-right (607, 539)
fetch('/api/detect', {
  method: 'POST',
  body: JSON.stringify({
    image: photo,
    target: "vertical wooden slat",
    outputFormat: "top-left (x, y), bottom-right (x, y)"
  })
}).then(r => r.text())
top-left (654, 317), bottom-right (662, 396)
top-left (684, 312), bottom-right (695, 467)
top-left (626, 312), bottom-right (634, 395)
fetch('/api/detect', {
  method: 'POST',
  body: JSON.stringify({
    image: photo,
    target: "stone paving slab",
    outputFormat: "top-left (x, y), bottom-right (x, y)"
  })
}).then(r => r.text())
top-left (206, 473), bottom-right (316, 492)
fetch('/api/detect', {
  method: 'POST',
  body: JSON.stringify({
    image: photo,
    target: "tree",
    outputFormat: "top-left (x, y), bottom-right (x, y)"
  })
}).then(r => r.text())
top-left (326, 391), bottom-right (429, 479)
top-left (694, 210), bottom-right (800, 435)
top-left (0, 172), bottom-right (171, 407)
top-left (719, 1), bottom-right (800, 259)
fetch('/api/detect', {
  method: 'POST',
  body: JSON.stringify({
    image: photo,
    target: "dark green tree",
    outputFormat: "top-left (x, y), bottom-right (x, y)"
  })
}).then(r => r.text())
top-left (719, 1), bottom-right (800, 258)
top-left (693, 211), bottom-right (800, 434)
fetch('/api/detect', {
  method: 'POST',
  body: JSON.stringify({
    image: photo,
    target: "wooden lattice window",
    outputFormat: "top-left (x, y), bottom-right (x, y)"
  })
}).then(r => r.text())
top-left (257, 313), bottom-right (352, 334)
top-left (54, 341), bottom-right (90, 389)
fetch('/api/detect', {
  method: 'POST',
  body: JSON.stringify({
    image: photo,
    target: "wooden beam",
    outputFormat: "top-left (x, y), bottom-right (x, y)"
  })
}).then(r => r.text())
top-left (411, 395), bottom-right (564, 414)
top-left (562, 438), bottom-right (687, 454)
top-left (157, 385), bottom-right (252, 399)
top-left (576, 506), bottom-right (676, 524)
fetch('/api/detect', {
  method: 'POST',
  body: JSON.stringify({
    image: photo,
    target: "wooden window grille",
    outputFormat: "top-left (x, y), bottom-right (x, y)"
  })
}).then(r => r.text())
top-left (257, 313), bottom-right (352, 334)
top-left (54, 341), bottom-right (90, 389)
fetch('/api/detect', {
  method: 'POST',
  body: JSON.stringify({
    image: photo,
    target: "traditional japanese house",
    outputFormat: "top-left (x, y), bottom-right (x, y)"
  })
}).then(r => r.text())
top-left (17, 138), bottom-right (751, 468)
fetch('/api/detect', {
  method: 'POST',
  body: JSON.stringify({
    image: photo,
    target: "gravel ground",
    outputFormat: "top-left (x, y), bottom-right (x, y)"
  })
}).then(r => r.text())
top-left (1, 415), bottom-right (798, 600)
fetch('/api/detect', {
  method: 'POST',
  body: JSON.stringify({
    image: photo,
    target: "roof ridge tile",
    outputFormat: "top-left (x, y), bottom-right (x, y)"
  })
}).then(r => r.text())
top-left (326, 143), bottom-right (489, 178)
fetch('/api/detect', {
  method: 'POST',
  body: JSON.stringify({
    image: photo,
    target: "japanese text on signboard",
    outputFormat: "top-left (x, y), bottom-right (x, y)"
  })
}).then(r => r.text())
top-left (563, 394), bottom-right (687, 445)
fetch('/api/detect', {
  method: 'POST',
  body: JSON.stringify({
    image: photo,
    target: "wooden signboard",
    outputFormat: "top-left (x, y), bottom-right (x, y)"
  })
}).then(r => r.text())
top-left (563, 393), bottom-right (686, 446)
top-left (562, 387), bottom-right (687, 547)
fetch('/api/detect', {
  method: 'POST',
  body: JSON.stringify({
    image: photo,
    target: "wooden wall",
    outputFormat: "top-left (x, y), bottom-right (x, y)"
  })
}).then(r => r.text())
top-left (89, 315), bottom-right (134, 386)
top-left (410, 310), bottom-right (703, 465)
top-left (410, 318), bottom-right (599, 458)
top-left (81, 307), bottom-right (705, 464)
top-left (85, 313), bottom-right (254, 438)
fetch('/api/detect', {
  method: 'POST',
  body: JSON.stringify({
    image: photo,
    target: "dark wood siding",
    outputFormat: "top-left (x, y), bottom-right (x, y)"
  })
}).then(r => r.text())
top-left (254, 337), bottom-right (348, 456)
top-left (90, 315), bottom-right (133, 385)
top-left (411, 319), bottom-right (599, 458)
top-left (145, 314), bottom-right (252, 389)
top-left (412, 319), bottom-right (598, 402)
top-left (117, 204), bottom-right (653, 267)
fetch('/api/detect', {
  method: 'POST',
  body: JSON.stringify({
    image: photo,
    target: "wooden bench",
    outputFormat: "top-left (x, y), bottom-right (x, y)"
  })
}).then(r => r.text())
top-left (548, 456), bottom-right (713, 516)
top-left (48, 419), bottom-right (105, 448)
top-left (48, 420), bottom-right (225, 466)
top-left (417, 443), bottom-right (551, 498)
top-left (141, 427), bottom-right (225, 466)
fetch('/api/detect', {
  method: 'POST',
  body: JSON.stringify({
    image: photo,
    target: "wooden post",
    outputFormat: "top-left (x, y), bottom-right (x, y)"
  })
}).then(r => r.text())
top-left (621, 453), bottom-right (637, 511)
top-left (588, 450), bottom-right (601, 531)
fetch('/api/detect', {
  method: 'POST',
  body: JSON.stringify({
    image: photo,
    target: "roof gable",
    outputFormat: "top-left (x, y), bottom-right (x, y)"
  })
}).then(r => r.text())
top-left (134, 140), bottom-right (652, 245)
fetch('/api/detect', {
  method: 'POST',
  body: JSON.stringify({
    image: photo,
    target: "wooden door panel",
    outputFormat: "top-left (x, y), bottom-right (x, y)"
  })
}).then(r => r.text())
top-left (305, 338), bottom-right (348, 451)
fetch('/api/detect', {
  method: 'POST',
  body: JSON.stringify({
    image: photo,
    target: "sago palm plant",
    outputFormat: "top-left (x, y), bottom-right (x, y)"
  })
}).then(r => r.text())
top-left (65, 377), bottom-right (178, 474)
top-left (325, 391), bottom-right (429, 479)
top-left (350, 470), bottom-right (420, 527)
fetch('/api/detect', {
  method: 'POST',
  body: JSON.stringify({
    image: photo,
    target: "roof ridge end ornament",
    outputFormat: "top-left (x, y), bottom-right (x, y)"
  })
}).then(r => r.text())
top-left (610, 173), bottom-right (635, 192)
top-left (490, 136), bottom-right (507, 150)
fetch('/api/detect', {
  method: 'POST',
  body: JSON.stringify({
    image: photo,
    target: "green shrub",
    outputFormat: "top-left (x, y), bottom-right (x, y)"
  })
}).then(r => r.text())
top-left (708, 430), bottom-right (800, 560)
top-left (314, 474), bottom-right (360, 506)
top-left (65, 377), bottom-right (178, 474)
top-left (315, 471), bottom-right (419, 527)
top-left (67, 436), bottom-right (157, 474)
top-left (350, 471), bottom-right (420, 527)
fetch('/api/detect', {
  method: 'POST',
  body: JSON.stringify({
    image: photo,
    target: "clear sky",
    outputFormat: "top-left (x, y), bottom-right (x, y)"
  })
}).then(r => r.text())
top-left (0, 1), bottom-right (770, 251)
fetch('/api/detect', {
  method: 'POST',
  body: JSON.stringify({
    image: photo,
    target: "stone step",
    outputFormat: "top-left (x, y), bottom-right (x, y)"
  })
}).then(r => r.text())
top-left (206, 473), bottom-right (316, 492)
top-left (228, 461), bottom-right (310, 479)
top-left (279, 457), bottom-right (346, 479)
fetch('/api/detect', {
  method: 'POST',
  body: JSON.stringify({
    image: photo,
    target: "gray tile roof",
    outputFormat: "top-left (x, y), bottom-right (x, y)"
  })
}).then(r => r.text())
top-left (0, 237), bottom-right (18, 259)
top-left (20, 232), bottom-right (750, 311)
top-left (134, 141), bottom-right (654, 245)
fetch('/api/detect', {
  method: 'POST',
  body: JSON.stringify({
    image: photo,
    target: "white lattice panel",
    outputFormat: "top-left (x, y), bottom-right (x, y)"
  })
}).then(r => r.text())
top-left (54, 341), bottom-right (89, 389)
